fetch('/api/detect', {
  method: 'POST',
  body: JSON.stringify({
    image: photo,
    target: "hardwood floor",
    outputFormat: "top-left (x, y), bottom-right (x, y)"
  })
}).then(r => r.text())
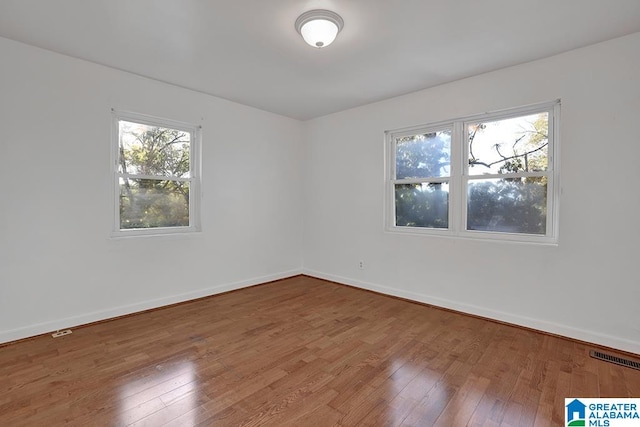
top-left (1, 276), bottom-right (639, 426)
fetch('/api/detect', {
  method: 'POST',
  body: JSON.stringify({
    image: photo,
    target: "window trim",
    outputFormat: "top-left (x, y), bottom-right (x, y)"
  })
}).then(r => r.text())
top-left (111, 109), bottom-right (201, 238)
top-left (385, 100), bottom-right (560, 244)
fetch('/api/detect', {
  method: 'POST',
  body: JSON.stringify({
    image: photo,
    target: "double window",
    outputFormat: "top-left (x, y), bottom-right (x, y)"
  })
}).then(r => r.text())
top-left (386, 101), bottom-right (559, 243)
top-left (112, 111), bottom-right (200, 236)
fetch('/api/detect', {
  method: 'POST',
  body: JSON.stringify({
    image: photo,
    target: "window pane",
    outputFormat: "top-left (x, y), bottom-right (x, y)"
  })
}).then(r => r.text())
top-left (119, 178), bottom-right (190, 229)
top-left (467, 177), bottom-right (547, 234)
top-left (395, 183), bottom-right (448, 228)
top-left (119, 120), bottom-right (191, 178)
top-left (468, 113), bottom-right (548, 176)
top-left (395, 131), bottom-right (451, 179)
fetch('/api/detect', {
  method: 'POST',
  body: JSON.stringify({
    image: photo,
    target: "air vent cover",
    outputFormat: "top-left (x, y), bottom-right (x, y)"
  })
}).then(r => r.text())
top-left (590, 350), bottom-right (640, 370)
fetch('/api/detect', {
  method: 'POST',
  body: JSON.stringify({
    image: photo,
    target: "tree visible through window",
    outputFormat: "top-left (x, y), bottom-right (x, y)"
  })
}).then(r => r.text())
top-left (466, 112), bottom-right (549, 235)
top-left (387, 101), bottom-right (559, 243)
top-left (113, 112), bottom-right (200, 235)
top-left (394, 129), bottom-right (451, 228)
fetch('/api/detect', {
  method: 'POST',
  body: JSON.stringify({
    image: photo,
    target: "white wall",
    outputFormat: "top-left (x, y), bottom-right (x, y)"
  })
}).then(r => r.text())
top-left (302, 33), bottom-right (640, 354)
top-left (2, 32), bottom-right (639, 355)
top-left (0, 37), bottom-right (303, 343)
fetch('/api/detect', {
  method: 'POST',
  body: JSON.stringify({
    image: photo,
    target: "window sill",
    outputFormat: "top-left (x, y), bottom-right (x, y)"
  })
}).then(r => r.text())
top-left (110, 227), bottom-right (202, 240)
top-left (385, 226), bottom-right (558, 246)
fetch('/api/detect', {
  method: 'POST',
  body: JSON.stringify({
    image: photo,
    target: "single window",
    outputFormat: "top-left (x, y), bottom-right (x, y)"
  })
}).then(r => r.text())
top-left (112, 111), bottom-right (200, 236)
top-left (393, 128), bottom-right (451, 229)
top-left (386, 101), bottom-right (559, 243)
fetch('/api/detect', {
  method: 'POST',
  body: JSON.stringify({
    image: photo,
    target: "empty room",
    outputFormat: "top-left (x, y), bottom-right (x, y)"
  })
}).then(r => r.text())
top-left (1, 1), bottom-right (640, 426)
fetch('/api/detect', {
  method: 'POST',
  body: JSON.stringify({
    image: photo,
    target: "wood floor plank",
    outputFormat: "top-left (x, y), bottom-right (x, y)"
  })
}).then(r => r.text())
top-left (1, 276), bottom-right (639, 426)
top-left (434, 373), bottom-right (491, 426)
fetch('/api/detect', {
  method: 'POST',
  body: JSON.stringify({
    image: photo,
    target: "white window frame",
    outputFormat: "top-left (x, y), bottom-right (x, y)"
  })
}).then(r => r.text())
top-left (385, 100), bottom-right (560, 244)
top-left (111, 110), bottom-right (201, 237)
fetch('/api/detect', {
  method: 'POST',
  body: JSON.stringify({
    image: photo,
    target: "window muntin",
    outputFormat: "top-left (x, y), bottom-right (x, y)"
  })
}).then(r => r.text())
top-left (386, 101), bottom-right (559, 243)
top-left (113, 112), bottom-right (200, 236)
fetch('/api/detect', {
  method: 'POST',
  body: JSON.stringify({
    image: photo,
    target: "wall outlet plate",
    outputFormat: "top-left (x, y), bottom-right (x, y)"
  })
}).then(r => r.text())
top-left (52, 329), bottom-right (72, 338)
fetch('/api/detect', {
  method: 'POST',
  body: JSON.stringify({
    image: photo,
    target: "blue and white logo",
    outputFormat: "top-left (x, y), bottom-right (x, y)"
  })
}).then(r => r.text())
top-left (566, 399), bottom-right (587, 426)
top-left (566, 398), bottom-right (640, 427)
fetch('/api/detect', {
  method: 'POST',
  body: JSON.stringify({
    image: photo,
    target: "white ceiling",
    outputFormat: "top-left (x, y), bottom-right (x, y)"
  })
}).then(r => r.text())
top-left (1, 1), bottom-right (639, 120)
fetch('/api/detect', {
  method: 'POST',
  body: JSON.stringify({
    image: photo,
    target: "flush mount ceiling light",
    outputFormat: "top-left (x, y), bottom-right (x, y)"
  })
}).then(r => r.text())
top-left (295, 9), bottom-right (344, 48)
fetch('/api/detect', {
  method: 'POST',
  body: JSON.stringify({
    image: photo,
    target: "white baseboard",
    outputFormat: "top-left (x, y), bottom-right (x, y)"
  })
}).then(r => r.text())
top-left (0, 269), bottom-right (302, 345)
top-left (303, 269), bottom-right (640, 355)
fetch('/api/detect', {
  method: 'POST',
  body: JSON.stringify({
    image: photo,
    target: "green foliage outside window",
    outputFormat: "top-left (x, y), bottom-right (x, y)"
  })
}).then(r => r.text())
top-left (394, 113), bottom-right (550, 235)
top-left (118, 121), bottom-right (191, 229)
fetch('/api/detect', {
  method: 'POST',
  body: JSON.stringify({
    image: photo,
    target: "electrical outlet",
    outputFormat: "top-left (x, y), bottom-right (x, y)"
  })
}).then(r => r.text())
top-left (52, 329), bottom-right (72, 338)
top-left (359, 260), bottom-right (365, 270)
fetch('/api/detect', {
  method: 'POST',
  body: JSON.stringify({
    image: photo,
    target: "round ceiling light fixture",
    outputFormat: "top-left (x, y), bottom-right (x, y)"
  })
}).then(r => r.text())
top-left (295, 9), bottom-right (344, 48)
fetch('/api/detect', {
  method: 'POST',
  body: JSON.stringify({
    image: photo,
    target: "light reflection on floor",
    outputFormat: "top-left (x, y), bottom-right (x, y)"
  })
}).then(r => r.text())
top-left (117, 360), bottom-right (197, 426)
top-left (382, 358), bottom-right (496, 425)
top-left (384, 359), bottom-right (446, 424)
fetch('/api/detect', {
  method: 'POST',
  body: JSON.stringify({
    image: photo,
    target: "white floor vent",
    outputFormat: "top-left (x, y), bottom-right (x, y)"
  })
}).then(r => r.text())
top-left (51, 329), bottom-right (72, 338)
